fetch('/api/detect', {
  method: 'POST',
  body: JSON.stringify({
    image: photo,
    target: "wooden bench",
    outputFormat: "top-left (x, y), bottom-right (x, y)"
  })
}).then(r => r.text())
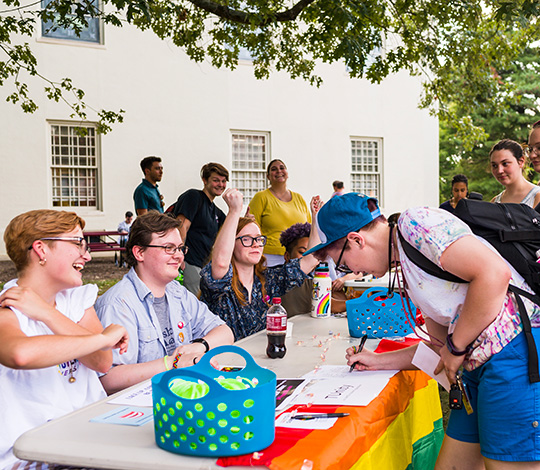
top-left (83, 231), bottom-right (126, 266)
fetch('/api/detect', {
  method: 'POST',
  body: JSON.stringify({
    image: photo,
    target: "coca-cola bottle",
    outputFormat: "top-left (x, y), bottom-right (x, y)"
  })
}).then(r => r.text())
top-left (266, 297), bottom-right (287, 359)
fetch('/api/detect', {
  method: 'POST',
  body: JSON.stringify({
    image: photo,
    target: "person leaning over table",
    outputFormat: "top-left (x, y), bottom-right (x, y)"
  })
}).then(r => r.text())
top-left (304, 192), bottom-right (540, 470)
top-left (199, 188), bottom-right (321, 340)
top-left (0, 209), bottom-right (129, 470)
top-left (278, 222), bottom-right (362, 316)
top-left (248, 159), bottom-right (311, 267)
top-left (96, 211), bottom-right (234, 395)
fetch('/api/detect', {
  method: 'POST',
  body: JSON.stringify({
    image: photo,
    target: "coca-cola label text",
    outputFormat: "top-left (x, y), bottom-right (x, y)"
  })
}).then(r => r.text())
top-left (267, 315), bottom-right (286, 332)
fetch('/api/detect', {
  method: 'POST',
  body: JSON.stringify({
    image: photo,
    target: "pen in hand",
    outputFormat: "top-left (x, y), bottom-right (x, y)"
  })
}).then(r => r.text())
top-left (349, 334), bottom-right (368, 372)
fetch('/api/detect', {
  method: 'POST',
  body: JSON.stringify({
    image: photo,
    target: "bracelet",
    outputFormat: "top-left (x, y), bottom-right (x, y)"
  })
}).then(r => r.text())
top-left (164, 355), bottom-right (170, 371)
top-left (191, 338), bottom-right (210, 353)
top-left (446, 334), bottom-right (473, 356)
top-left (172, 353), bottom-right (182, 369)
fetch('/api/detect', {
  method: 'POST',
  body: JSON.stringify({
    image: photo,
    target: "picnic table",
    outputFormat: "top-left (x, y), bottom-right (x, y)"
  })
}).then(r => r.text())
top-left (83, 231), bottom-right (126, 266)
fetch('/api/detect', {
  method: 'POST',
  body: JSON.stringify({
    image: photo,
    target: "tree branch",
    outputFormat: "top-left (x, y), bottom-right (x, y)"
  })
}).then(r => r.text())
top-left (186, 0), bottom-right (317, 25)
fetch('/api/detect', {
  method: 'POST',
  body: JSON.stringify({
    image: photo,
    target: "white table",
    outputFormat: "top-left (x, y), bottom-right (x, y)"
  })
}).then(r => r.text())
top-left (14, 315), bottom-right (361, 470)
top-left (14, 315), bottom-right (443, 470)
top-left (344, 273), bottom-right (391, 290)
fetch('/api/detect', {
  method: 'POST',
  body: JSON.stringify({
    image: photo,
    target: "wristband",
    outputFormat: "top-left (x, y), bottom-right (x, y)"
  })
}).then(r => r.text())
top-left (446, 333), bottom-right (473, 356)
top-left (191, 338), bottom-right (210, 353)
top-left (172, 353), bottom-right (182, 369)
top-left (164, 355), bottom-right (170, 371)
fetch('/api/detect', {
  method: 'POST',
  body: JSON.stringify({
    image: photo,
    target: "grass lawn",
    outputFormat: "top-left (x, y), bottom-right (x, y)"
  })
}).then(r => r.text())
top-left (86, 278), bottom-right (121, 297)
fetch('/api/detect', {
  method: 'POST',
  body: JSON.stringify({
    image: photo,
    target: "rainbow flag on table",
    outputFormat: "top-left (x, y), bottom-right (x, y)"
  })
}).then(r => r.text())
top-left (218, 370), bottom-right (443, 470)
top-left (218, 338), bottom-right (443, 470)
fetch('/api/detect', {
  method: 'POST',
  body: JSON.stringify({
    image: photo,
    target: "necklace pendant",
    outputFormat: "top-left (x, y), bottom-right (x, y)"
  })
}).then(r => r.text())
top-left (69, 376), bottom-right (76, 383)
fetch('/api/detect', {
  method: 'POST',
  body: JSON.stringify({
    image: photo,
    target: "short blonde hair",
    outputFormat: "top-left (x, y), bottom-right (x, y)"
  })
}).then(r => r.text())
top-left (4, 209), bottom-right (85, 272)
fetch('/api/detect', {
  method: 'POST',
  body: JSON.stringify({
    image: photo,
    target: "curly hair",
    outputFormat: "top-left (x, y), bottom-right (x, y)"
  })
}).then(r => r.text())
top-left (279, 222), bottom-right (311, 253)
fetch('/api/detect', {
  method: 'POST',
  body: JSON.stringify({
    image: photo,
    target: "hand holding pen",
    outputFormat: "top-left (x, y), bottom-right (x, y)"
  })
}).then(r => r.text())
top-left (349, 334), bottom-right (368, 372)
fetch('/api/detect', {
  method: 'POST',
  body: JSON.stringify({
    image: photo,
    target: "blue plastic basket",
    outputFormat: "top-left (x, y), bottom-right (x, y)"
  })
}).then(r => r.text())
top-left (346, 287), bottom-right (416, 338)
top-left (151, 345), bottom-right (276, 457)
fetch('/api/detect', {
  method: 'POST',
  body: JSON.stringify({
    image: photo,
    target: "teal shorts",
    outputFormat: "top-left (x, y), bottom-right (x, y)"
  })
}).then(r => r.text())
top-left (446, 328), bottom-right (540, 461)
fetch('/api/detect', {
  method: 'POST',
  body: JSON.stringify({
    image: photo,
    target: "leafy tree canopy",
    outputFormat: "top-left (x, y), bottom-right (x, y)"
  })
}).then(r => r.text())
top-left (1, 0), bottom-right (540, 134)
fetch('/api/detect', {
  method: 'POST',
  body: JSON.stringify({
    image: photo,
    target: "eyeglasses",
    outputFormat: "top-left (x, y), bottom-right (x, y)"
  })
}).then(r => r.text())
top-left (141, 244), bottom-right (188, 255)
top-left (335, 239), bottom-right (353, 274)
top-left (235, 235), bottom-right (267, 247)
top-left (38, 237), bottom-right (91, 254)
top-left (524, 144), bottom-right (540, 157)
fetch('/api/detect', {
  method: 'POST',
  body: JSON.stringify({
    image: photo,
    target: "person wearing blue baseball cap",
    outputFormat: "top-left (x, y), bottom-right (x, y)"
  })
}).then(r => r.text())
top-left (306, 192), bottom-right (540, 469)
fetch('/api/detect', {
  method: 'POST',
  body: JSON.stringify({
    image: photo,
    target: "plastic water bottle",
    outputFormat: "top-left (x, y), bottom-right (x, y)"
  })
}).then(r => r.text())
top-left (311, 262), bottom-right (332, 318)
top-left (266, 298), bottom-right (287, 358)
top-left (175, 268), bottom-right (184, 285)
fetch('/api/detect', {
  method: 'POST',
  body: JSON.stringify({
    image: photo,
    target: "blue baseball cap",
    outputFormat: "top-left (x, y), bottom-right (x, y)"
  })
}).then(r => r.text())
top-left (304, 193), bottom-right (381, 256)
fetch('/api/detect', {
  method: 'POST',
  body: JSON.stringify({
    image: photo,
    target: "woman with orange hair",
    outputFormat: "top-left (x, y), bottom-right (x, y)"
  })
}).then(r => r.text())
top-left (200, 188), bottom-right (321, 340)
top-left (0, 209), bottom-right (129, 470)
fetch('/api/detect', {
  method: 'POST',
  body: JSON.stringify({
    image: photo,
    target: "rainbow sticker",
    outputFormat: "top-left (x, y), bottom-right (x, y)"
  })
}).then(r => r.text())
top-left (315, 293), bottom-right (331, 317)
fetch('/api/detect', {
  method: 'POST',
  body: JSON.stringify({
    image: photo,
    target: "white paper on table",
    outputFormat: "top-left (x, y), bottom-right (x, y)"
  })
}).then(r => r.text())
top-left (275, 378), bottom-right (309, 411)
top-left (303, 365), bottom-right (397, 381)
top-left (108, 381), bottom-right (153, 407)
top-left (275, 412), bottom-right (337, 430)
top-left (289, 367), bottom-right (398, 407)
top-left (411, 341), bottom-right (450, 391)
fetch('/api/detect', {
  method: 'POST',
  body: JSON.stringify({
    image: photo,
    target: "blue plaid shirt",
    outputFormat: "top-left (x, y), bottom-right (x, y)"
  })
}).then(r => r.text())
top-left (200, 258), bottom-right (309, 340)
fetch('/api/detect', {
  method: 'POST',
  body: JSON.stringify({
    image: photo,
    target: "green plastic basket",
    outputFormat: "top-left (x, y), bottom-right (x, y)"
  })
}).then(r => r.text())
top-left (151, 345), bottom-right (276, 457)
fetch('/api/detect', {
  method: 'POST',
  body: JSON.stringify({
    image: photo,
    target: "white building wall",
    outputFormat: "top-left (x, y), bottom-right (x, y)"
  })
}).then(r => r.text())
top-left (0, 18), bottom-right (438, 257)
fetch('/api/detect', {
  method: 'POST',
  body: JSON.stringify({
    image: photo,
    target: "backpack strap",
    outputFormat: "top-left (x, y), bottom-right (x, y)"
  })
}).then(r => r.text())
top-left (499, 230), bottom-right (540, 242)
top-left (397, 229), bottom-right (465, 284)
top-left (397, 227), bottom-right (540, 382)
top-left (508, 285), bottom-right (540, 383)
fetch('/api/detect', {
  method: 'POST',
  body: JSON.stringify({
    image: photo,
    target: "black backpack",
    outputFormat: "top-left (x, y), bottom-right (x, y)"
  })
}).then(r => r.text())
top-left (397, 198), bottom-right (540, 382)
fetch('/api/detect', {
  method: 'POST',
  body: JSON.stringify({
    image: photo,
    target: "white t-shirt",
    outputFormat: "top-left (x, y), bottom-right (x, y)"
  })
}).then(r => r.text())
top-left (0, 281), bottom-right (105, 470)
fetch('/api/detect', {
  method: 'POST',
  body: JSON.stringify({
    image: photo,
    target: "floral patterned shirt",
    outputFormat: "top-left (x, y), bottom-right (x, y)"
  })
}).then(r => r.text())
top-left (200, 258), bottom-right (309, 340)
top-left (398, 207), bottom-right (540, 369)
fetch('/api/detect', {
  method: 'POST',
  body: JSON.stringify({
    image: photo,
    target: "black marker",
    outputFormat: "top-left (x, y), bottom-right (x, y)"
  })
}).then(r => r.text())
top-left (349, 334), bottom-right (368, 372)
top-left (292, 413), bottom-right (350, 420)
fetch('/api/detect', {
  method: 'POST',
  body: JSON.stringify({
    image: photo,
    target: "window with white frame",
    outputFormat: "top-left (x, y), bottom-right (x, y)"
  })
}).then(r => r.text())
top-left (41, 0), bottom-right (101, 43)
top-left (231, 132), bottom-right (269, 204)
top-left (50, 123), bottom-right (100, 208)
top-left (350, 138), bottom-right (382, 201)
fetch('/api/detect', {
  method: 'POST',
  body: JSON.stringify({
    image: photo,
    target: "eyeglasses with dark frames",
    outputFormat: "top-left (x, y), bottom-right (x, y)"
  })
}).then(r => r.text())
top-left (37, 237), bottom-right (91, 254)
top-left (335, 239), bottom-right (353, 274)
top-left (141, 244), bottom-right (189, 255)
top-left (235, 235), bottom-right (267, 247)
